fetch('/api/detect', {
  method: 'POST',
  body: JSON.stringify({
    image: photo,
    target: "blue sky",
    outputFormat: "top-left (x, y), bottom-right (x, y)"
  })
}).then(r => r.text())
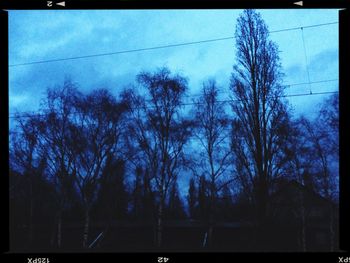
top-left (8, 9), bottom-right (339, 197)
top-left (9, 9), bottom-right (339, 119)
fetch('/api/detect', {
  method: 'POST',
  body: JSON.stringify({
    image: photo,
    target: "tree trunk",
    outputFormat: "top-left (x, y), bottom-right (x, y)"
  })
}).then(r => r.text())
top-left (57, 211), bottom-right (62, 249)
top-left (156, 201), bottom-right (163, 248)
top-left (299, 191), bottom-right (307, 252)
top-left (50, 219), bottom-right (56, 248)
top-left (207, 224), bottom-right (213, 248)
top-left (329, 204), bottom-right (335, 251)
top-left (256, 178), bottom-right (268, 225)
top-left (28, 181), bottom-right (34, 246)
top-left (207, 182), bottom-right (215, 248)
top-left (255, 178), bottom-right (268, 250)
top-left (28, 191), bottom-right (33, 246)
top-left (83, 208), bottom-right (90, 248)
top-left (50, 211), bottom-right (62, 248)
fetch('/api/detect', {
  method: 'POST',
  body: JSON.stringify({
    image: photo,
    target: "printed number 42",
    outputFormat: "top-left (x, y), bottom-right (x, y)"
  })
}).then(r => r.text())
top-left (158, 257), bottom-right (169, 263)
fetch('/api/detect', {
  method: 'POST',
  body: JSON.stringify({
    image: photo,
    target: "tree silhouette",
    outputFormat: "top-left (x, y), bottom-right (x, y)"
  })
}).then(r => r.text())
top-left (187, 178), bottom-right (198, 219)
top-left (38, 80), bottom-right (81, 248)
top-left (197, 175), bottom-right (210, 222)
top-left (297, 95), bottom-right (339, 251)
top-left (8, 10), bottom-right (339, 250)
top-left (126, 67), bottom-right (192, 247)
top-left (130, 165), bottom-right (156, 221)
top-left (192, 80), bottom-right (232, 246)
top-left (165, 182), bottom-right (186, 220)
top-left (94, 158), bottom-right (128, 222)
top-left (230, 9), bottom-right (290, 228)
top-left (281, 118), bottom-right (315, 251)
top-left (71, 88), bottom-right (129, 248)
top-left (10, 114), bottom-right (49, 247)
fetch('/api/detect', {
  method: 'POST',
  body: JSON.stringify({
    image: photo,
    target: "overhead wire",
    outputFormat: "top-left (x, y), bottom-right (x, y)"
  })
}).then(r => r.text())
top-left (300, 27), bottom-right (312, 94)
top-left (9, 22), bottom-right (338, 68)
top-left (8, 21), bottom-right (339, 119)
top-left (9, 89), bottom-right (338, 119)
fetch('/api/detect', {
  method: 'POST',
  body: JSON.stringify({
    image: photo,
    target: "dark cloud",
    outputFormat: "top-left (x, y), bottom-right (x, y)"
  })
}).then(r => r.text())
top-left (309, 49), bottom-right (338, 79)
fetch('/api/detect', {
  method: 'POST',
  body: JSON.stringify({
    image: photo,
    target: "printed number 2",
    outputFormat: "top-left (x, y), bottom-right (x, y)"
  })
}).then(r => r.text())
top-left (47, 1), bottom-right (53, 7)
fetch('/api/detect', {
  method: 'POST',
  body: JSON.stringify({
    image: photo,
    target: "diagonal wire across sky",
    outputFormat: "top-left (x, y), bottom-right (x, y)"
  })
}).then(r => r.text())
top-left (9, 19), bottom-right (339, 121)
top-left (9, 21), bottom-right (338, 68)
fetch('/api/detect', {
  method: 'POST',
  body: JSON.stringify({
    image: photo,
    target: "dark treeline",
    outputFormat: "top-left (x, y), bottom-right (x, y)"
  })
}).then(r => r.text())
top-left (9, 10), bottom-right (339, 252)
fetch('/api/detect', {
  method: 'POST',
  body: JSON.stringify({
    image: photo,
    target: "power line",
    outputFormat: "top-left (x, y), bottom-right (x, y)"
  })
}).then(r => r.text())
top-left (9, 89), bottom-right (338, 119)
top-left (9, 79), bottom-right (338, 119)
top-left (186, 78), bottom-right (338, 97)
top-left (281, 90), bottom-right (337, 98)
top-left (300, 27), bottom-right (312, 94)
top-left (9, 21), bottom-right (338, 68)
top-left (268, 22), bottom-right (338, 33)
top-left (283, 78), bottom-right (338, 88)
top-left (10, 37), bottom-right (235, 67)
top-left (209, 90), bottom-right (338, 104)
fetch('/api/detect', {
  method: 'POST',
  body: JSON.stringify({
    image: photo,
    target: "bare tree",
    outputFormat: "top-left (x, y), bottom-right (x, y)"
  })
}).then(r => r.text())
top-left (10, 113), bottom-right (46, 246)
top-left (317, 94), bottom-right (339, 252)
top-left (281, 118), bottom-right (315, 251)
top-left (318, 94), bottom-right (339, 157)
top-left (192, 80), bottom-right (232, 247)
top-left (126, 67), bottom-right (192, 247)
top-left (230, 9), bottom-right (290, 227)
top-left (282, 95), bottom-right (338, 252)
top-left (299, 108), bottom-right (338, 251)
top-left (71, 88), bottom-right (128, 248)
top-left (38, 80), bottom-right (81, 248)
